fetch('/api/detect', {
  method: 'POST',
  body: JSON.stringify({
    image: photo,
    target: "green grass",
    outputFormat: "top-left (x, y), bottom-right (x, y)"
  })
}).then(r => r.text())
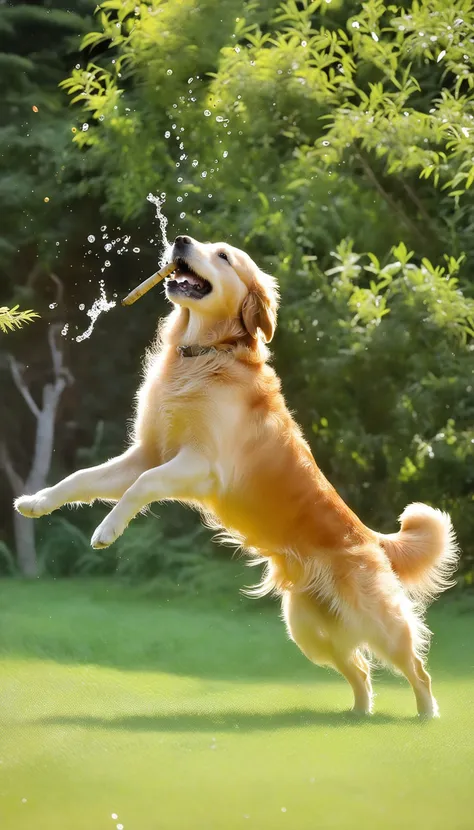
top-left (1, 580), bottom-right (473, 830)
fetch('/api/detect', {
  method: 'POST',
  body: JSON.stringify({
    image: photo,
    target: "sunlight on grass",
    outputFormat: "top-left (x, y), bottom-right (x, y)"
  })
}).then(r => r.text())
top-left (1, 581), bottom-right (473, 830)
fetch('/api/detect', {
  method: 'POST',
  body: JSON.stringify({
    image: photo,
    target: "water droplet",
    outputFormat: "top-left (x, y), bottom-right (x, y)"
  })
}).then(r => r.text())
top-left (49, 303), bottom-right (58, 310)
top-left (76, 281), bottom-right (116, 343)
top-left (44, 197), bottom-right (50, 203)
top-left (132, 247), bottom-right (140, 253)
top-left (147, 192), bottom-right (169, 256)
top-left (223, 150), bottom-right (228, 158)
top-left (165, 131), bottom-right (171, 138)
top-left (166, 69), bottom-right (173, 75)
top-left (216, 115), bottom-right (224, 122)
top-left (79, 303), bottom-right (85, 311)
top-left (177, 196), bottom-right (183, 203)
top-left (111, 815), bottom-right (118, 820)
top-left (104, 243), bottom-right (112, 252)
top-left (180, 212), bottom-right (186, 219)
top-left (281, 807), bottom-right (287, 813)
top-left (192, 159), bottom-right (199, 167)
top-left (82, 123), bottom-right (89, 131)
top-left (204, 109), bottom-right (211, 116)
top-left (32, 105), bottom-right (39, 113)
top-left (201, 171), bottom-right (207, 178)
top-left (61, 324), bottom-right (69, 336)
top-left (104, 260), bottom-right (111, 267)
top-left (208, 193), bottom-right (213, 198)
top-left (88, 234), bottom-right (95, 243)
top-left (101, 225), bottom-right (107, 232)
top-left (21, 798), bottom-right (27, 804)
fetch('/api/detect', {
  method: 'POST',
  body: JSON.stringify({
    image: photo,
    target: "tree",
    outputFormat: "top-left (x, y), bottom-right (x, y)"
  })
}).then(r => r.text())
top-left (1, 277), bottom-right (73, 577)
top-left (56, 0), bottom-right (474, 572)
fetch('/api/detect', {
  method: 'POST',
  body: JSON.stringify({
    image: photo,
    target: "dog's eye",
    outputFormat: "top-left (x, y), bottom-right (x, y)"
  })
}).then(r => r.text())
top-left (218, 251), bottom-right (229, 262)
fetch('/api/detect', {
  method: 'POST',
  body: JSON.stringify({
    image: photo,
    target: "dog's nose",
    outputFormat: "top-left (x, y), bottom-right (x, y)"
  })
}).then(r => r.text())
top-left (174, 235), bottom-right (192, 246)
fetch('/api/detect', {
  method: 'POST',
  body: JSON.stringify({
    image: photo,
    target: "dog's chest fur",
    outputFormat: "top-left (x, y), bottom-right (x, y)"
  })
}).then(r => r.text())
top-left (133, 348), bottom-right (248, 489)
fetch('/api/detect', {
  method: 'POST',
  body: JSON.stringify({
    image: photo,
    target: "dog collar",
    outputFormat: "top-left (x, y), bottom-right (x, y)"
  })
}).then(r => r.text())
top-left (176, 344), bottom-right (219, 358)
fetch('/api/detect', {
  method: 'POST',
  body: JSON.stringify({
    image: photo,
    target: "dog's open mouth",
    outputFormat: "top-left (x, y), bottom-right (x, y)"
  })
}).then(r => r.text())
top-left (166, 257), bottom-right (212, 299)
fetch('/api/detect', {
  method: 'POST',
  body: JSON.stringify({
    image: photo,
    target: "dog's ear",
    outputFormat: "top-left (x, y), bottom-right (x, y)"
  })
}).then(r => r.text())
top-left (241, 280), bottom-right (278, 343)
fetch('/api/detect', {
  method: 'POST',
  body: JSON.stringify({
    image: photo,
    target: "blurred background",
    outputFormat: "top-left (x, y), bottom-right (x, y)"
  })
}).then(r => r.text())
top-left (1, 0), bottom-right (473, 588)
top-left (2, 3), bottom-right (474, 828)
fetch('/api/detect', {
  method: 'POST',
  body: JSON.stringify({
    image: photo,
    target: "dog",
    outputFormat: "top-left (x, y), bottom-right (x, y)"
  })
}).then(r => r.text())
top-left (15, 234), bottom-right (459, 717)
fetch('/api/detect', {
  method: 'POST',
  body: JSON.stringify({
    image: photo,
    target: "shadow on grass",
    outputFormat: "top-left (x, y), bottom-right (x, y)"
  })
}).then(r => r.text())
top-left (35, 708), bottom-right (415, 733)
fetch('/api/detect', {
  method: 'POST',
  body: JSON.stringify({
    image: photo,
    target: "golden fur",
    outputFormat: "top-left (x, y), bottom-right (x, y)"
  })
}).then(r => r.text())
top-left (15, 236), bottom-right (459, 717)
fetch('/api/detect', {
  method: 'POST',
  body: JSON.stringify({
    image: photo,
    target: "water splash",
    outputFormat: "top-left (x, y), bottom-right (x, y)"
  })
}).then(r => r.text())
top-left (147, 192), bottom-right (170, 264)
top-left (75, 280), bottom-right (116, 343)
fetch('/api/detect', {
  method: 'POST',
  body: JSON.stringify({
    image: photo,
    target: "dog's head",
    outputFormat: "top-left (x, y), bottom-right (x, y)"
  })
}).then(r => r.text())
top-left (165, 235), bottom-right (279, 343)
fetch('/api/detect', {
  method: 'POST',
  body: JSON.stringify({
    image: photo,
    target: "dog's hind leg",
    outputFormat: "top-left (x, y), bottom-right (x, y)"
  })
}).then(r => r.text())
top-left (332, 650), bottom-right (373, 715)
top-left (282, 592), bottom-right (373, 714)
top-left (14, 444), bottom-right (149, 518)
top-left (369, 599), bottom-right (438, 717)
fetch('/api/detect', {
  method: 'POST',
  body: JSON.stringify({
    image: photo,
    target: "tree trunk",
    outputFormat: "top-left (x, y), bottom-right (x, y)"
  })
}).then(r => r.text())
top-left (2, 316), bottom-right (72, 577)
top-left (13, 510), bottom-right (38, 578)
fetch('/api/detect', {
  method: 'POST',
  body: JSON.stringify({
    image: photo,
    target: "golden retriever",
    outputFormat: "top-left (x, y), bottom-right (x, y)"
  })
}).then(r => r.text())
top-left (15, 234), bottom-right (459, 717)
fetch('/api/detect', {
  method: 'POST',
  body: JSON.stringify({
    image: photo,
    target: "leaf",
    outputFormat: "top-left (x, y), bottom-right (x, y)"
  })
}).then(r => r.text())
top-left (80, 31), bottom-right (107, 49)
top-left (0, 307), bottom-right (40, 334)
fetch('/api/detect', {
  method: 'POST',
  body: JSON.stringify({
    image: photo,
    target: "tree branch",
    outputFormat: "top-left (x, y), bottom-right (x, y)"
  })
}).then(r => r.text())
top-left (48, 323), bottom-right (63, 380)
top-left (355, 151), bottom-right (427, 246)
top-left (49, 272), bottom-right (64, 308)
top-left (47, 323), bottom-right (73, 386)
top-left (0, 441), bottom-right (24, 496)
top-left (26, 261), bottom-right (43, 291)
top-left (7, 354), bottom-right (41, 419)
top-left (401, 181), bottom-right (440, 241)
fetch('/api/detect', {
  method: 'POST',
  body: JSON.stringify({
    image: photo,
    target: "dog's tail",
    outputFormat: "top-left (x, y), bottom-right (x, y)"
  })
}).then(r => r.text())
top-left (378, 502), bottom-right (459, 605)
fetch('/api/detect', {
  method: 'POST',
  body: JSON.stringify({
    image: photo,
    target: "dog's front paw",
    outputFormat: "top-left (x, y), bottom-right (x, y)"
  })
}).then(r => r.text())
top-left (91, 516), bottom-right (124, 549)
top-left (14, 491), bottom-right (53, 518)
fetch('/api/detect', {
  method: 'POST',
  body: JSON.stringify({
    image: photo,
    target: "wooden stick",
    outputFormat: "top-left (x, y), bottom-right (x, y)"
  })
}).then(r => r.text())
top-left (122, 262), bottom-right (175, 306)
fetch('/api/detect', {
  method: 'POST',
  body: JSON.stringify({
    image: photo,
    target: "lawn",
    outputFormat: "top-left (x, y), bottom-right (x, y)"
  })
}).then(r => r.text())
top-left (1, 580), bottom-right (473, 830)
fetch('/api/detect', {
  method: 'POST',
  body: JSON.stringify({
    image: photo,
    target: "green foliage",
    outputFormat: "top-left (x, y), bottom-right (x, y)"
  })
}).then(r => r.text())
top-left (37, 507), bottom-right (242, 595)
top-left (283, 240), bottom-right (474, 563)
top-left (0, 0), bottom-right (95, 276)
top-left (53, 0), bottom-right (474, 576)
top-left (2, 0), bottom-right (474, 583)
top-left (0, 540), bottom-right (16, 575)
top-left (0, 305), bottom-right (39, 333)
